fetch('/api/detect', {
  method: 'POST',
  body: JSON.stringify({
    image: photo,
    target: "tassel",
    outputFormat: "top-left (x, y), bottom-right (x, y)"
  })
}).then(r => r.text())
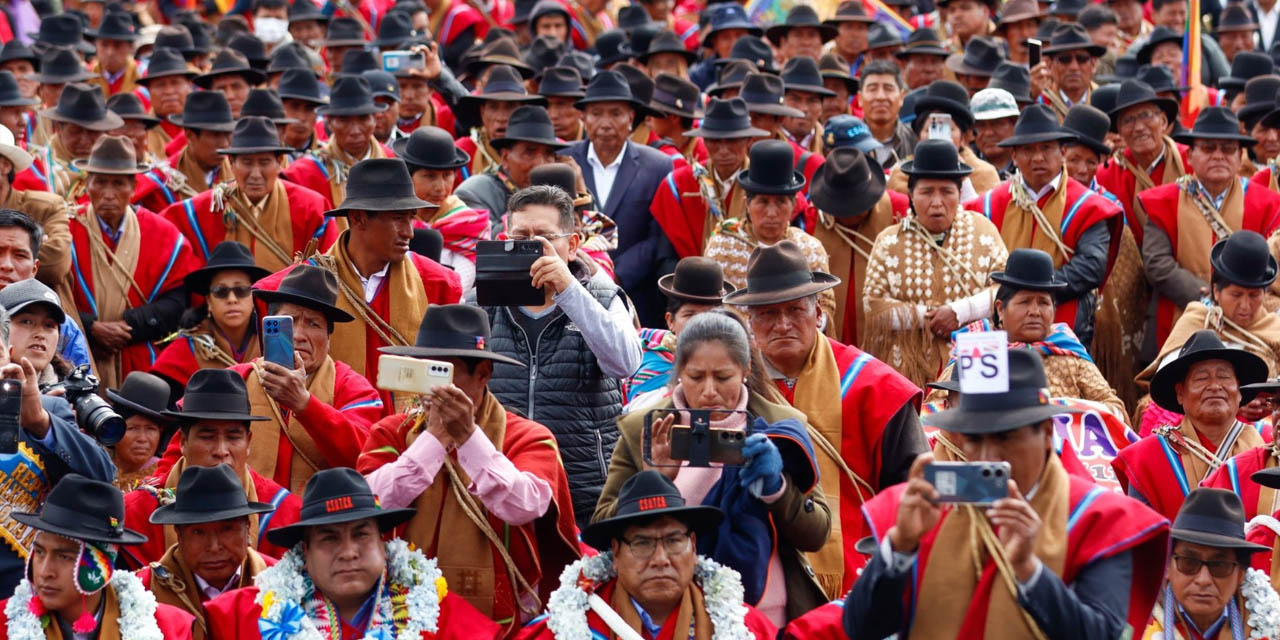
top-left (72, 596), bottom-right (94, 634)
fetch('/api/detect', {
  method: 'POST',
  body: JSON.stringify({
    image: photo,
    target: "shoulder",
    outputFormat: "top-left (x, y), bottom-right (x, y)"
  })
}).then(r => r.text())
top-left (281, 181), bottom-right (329, 207)
top-left (409, 252), bottom-right (463, 291)
top-left (455, 173), bottom-right (498, 194)
top-left (12, 188), bottom-right (65, 212)
top-left (561, 140), bottom-right (589, 158)
top-left (205, 585), bottom-right (262, 624)
top-left (630, 143), bottom-right (675, 168)
top-left (249, 469), bottom-right (294, 504)
top-left (229, 362), bottom-right (253, 378)
top-left (154, 603), bottom-right (196, 639)
top-left (1137, 181), bottom-right (1180, 206)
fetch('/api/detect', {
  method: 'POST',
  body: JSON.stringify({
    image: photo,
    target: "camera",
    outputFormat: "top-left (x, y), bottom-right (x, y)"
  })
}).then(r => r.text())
top-left (42, 365), bottom-right (125, 446)
top-left (0, 379), bottom-right (21, 454)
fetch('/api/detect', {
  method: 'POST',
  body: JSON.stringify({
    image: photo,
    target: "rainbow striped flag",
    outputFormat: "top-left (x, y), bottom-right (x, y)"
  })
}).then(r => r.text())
top-left (1182, 0), bottom-right (1204, 113)
top-left (862, 0), bottom-right (914, 38)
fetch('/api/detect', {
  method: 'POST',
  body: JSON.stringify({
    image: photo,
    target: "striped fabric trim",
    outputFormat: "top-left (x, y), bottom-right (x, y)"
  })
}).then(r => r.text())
top-left (1060, 188), bottom-right (1094, 235)
top-left (339, 398), bottom-right (383, 411)
top-left (140, 171), bottom-right (176, 205)
top-left (256, 487), bottom-right (292, 543)
top-left (146, 234), bottom-right (186, 302)
top-left (69, 243), bottom-right (98, 317)
top-left (982, 190), bottom-right (993, 219)
top-left (840, 353), bottom-right (873, 397)
top-left (1227, 457), bottom-right (1241, 497)
top-left (1156, 433), bottom-right (1191, 497)
top-left (1066, 486), bottom-right (1106, 533)
top-left (182, 199), bottom-right (210, 259)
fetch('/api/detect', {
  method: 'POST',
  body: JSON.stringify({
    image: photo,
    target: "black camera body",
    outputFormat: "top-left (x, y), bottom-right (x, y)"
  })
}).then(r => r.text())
top-left (0, 378), bottom-right (21, 455)
top-left (474, 239), bottom-right (546, 307)
top-left (43, 365), bottom-right (125, 445)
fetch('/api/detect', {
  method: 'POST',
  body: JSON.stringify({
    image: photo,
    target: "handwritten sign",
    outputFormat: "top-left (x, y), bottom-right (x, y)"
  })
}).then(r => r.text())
top-left (955, 330), bottom-right (1009, 394)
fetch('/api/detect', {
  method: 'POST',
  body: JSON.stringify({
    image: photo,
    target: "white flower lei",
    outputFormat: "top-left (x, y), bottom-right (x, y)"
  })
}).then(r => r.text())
top-left (253, 539), bottom-right (444, 640)
top-left (3, 571), bottom-right (164, 640)
top-left (1241, 568), bottom-right (1280, 639)
top-left (544, 552), bottom-right (753, 640)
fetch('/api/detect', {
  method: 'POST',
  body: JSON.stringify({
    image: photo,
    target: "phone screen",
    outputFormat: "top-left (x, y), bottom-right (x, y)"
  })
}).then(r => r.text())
top-left (926, 113), bottom-right (953, 142)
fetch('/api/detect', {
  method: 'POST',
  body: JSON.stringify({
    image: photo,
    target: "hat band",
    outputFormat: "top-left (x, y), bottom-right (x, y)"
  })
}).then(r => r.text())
top-left (298, 492), bottom-right (379, 520)
top-left (169, 493), bottom-right (252, 513)
top-left (40, 502), bottom-right (120, 537)
top-left (740, 90), bottom-right (784, 105)
top-left (745, 269), bottom-right (815, 293)
top-left (1174, 514), bottom-right (1246, 541)
top-left (959, 386), bottom-right (1050, 412)
top-left (481, 81), bottom-right (527, 96)
top-left (417, 331), bottom-right (490, 351)
top-left (183, 392), bottom-right (254, 413)
top-left (652, 87), bottom-right (687, 110)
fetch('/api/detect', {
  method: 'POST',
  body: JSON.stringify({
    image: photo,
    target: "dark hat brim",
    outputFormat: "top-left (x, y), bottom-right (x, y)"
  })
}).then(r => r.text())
top-left (580, 504), bottom-right (724, 550)
top-left (322, 37), bottom-right (369, 47)
top-left (253, 288), bottom-right (356, 323)
top-left (713, 57), bottom-right (779, 74)
top-left (926, 379), bottom-right (961, 392)
top-left (105, 388), bottom-right (176, 424)
top-left (1061, 127), bottom-right (1112, 157)
top-left (183, 261), bottom-right (273, 294)
top-left (737, 170), bottom-right (806, 195)
top-left (1210, 239), bottom-right (1279, 289)
top-left (899, 157), bottom-right (974, 178)
top-left (1170, 528), bottom-right (1271, 552)
top-left (1150, 347), bottom-right (1269, 414)
top-left (764, 23), bottom-right (838, 44)
top-left (277, 90), bottom-right (330, 106)
top-left (161, 409), bottom-right (271, 422)
top-left (945, 54), bottom-right (998, 78)
top-left (636, 48), bottom-right (698, 65)
top-left (722, 272), bottom-right (840, 306)
top-left (0, 96), bottom-right (41, 107)
top-left (1042, 42), bottom-right (1106, 57)
top-left (895, 45), bottom-right (952, 59)
top-left (996, 130), bottom-right (1076, 148)
top-left (810, 162), bottom-right (887, 219)
top-left (1239, 103), bottom-right (1274, 128)
top-left (168, 113), bottom-right (236, 132)
top-left (377, 344), bottom-right (527, 366)
top-left (924, 403), bottom-right (1080, 433)
top-left (656, 273), bottom-right (735, 303)
top-left (1174, 130), bottom-right (1258, 147)
top-left (572, 95), bottom-right (650, 113)
top-left (316, 102), bottom-right (391, 116)
top-left (118, 113), bottom-right (163, 127)
top-left (1108, 94), bottom-right (1179, 131)
top-left (192, 68), bottom-right (267, 89)
top-left (784, 82), bottom-right (837, 97)
top-left (69, 159), bottom-right (152, 175)
top-left (395, 142), bottom-right (472, 169)
top-left (913, 95), bottom-right (975, 131)
top-left (682, 124), bottom-right (770, 139)
top-left (149, 500), bottom-right (277, 525)
top-left (11, 511), bottom-right (149, 545)
top-left (648, 101), bottom-right (701, 119)
top-left (743, 102), bottom-right (807, 118)
top-left (1251, 467), bottom-right (1280, 489)
top-left (41, 109), bottom-right (124, 132)
top-left (217, 144), bottom-right (296, 155)
top-left (989, 270), bottom-right (1070, 291)
top-left (325, 193), bottom-right (436, 216)
top-left (489, 134), bottom-right (570, 150)
top-left (702, 23), bottom-right (763, 43)
top-left (820, 73), bottom-right (860, 94)
top-left (266, 506), bottom-right (417, 548)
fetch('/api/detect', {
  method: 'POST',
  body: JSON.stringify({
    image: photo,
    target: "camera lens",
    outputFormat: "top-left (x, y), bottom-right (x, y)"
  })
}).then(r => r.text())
top-left (74, 394), bottom-right (126, 446)
top-left (982, 468), bottom-right (991, 477)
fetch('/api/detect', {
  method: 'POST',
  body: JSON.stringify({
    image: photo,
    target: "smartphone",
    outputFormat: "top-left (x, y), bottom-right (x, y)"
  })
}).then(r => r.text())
top-left (262, 315), bottom-right (294, 369)
top-left (0, 379), bottom-right (20, 454)
top-left (1027, 38), bottom-right (1042, 69)
top-left (474, 239), bottom-right (545, 307)
top-left (376, 354), bottom-right (454, 395)
top-left (924, 461), bottom-right (1011, 505)
top-left (643, 409), bottom-right (750, 467)
top-left (382, 51), bottom-right (425, 73)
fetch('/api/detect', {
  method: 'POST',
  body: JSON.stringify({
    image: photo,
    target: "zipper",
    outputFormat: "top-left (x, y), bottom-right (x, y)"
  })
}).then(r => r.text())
top-left (593, 428), bottom-right (607, 478)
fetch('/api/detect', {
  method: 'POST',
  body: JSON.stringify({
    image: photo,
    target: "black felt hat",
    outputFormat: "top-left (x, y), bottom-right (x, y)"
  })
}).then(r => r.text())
top-left (722, 240), bottom-right (840, 306)
top-left (613, 63), bottom-right (658, 118)
top-left (182, 241), bottom-right (272, 295)
top-left (30, 14), bottom-right (95, 54)
top-left (266, 468), bottom-right (417, 549)
top-left (1220, 51), bottom-right (1275, 94)
top-left (42, 83), bottom-right (124, 131)
top-left (913, 80), bottom-right (975, 131)
top-left (36, 48), bottom-right (94, 85)
top-left (649, 73), bottom-right (701, 119)
top-left (150, 464), bottom-right (276, 525)
top-left (169, 90), bottom-right (235, 132)
top-left (780, 56), bottom-right (836, 96)
top-left (137, 47), bottom-right (197, 85)
top-left (810, 147), bottom-right (886, 219)
top-left (1137, 64), bottom-right (1184, 95)
top-left (289, 0), bottom-right (330, 25)
top-left (0, 39), bottom-right (38, 67)
top-left (338, 48), bottom-right (380, 78)
top-left (617, 4), bottom-right (652, 32)
top-left (717, 35), bottom-right (776, 73)
top-left (998, 104), bottom-right (1075, 147)
top-left (106, 92), bottom-right (160, 127)
top-left (1136, 26), bottom-right (1183, 66)
top-left (683, 97), bottom-right (768, 138)
top-left (0, 71), bottom-right (35, 109)
top-left (317, 76), bottom-right (389, 116)
top-left (988, 62), bottom-right (1033, 104)
top-left (991, 248), bottom-right (1069, 291)
top-left (595, 29), bottom-right (634, 68)
top-left (707, 59), bottom-right (757, 96)
top-left (866, 22), bottom-right (905, 51)
top-left (106, 371), bottom-right (176, 425)
top-left (538, 65), bottom-right (586, 98)
top-left (638, 29), bottom-right (697, 65)
top-left (525, 35), bottom-right (566, 78)
top-left (900, 139), bottom-right (974, 178)
top-left (765, 5), bottom-right (837, 45)
top-left (657, 256), bottom-right (735, 303)
top-left (153, 25), bottom-right (200, 58)
top-left (1174, 106), bottom-right (1256, 147)
top-left (825, 0), bottom-right (876, 24)
top-left (455, 64), bottom-right (546, 125)
top-left (89, 10), bottom-right (138, 41)
top-left (1210, 230), bottom-right (1278, 290)
top-left (217, 115), bottom-right (294, 155)
top-left (1061, 104), bottom-right (1112, 156)
top-left (193, 49), bottom-right (266, 89)
top-left (740, 72), bottom-right (805, 118)
top-left (162, 368), bottom-right (269, 423)
top-left (1107, 79), bottom-right (1179, 131)
top-left (946, 37), bottom-right (1004, 77)
top-left (924, 349), bottom-right (1077, 433)
top-left (372, 11), bottom-right (417, 48)
top-left (628, 24), bottom-right (663, 59)
top-left (702, 3), bottom-right (762, 43)
top-left (240, 88), bottom-right (298, 126)
top-left (1043, 22), bottom-right (1105, 57)
top-left (574, 69), bottom-right (646, 113)
top-left (737, 139), bottom-right (805, 195)
top-left (895, 28), bottom-right (951, 59)
top-left (1239, 75), bottom-right (1280, 128)
top-left (1096, 53), bottom-right (1138, 85)
top-left (818, 53), bottom-right (859, 94)
top-left (490, 104), bottom-right (568, 150)
top-left (380, 303), bottom-right (524, 364)
top-left (324, 16), bottom-right (368, 46)
top-left (581, 470), bottom-right (724, 550)
top-left (227, 32), bottom-right (269, 70)
top-left (12, 474), bottom-right (147, 545)
top-left (395, 125), bottom-right (470, 169)
top-left (1170, 488), bottom-right (1271, 552)
top-left (326, 158), bottom-right (433, 216)
top-left (254, 263), bottom-right (356, 323)
top-left (276, 68), bottom-right (328, 105)
top-left (366, 70), bottom-right (399, 101)
top-left (268, 43), bottom-right (313, 74)
top-left (557, 50), bottom-right (595, 83)
top-left (1150, 330), bottom-right (1269, 414)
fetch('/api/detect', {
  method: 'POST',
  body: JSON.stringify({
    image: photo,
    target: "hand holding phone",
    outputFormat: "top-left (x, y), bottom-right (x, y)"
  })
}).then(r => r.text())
top-left (924, 460), bottom-right (1011, 505)
top-left (530, 236), bottom-right (575, 296)
top-left (1027, 38), bottom-right (1042, 70)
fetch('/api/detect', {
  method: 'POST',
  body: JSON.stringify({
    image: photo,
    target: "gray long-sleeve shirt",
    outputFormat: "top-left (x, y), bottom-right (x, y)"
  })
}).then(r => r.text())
top-left (1142, 219), bottom-right (1208, 307)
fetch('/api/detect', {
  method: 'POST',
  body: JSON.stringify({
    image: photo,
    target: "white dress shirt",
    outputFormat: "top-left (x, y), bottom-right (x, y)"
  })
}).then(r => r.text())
top-left (587, 141), bottom-right (627, 208)
top-left (1020, 171), bottom-right (1063, 202)
top-left (350, 260), bottom-right (391, 303)
top-left (1255, 0), bottom-right (1280, 51)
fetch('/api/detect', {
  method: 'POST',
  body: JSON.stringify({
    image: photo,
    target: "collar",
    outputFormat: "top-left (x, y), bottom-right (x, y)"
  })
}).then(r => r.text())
top-left (1146, 146), bottom-right (1167, 174)
top-left (587, 140), bottom-right (627, 170)
top-left (193, 566), bottom-right (243, 599)
top-left (629, 597), bottom-right (666, 639)
top-left (1194, 177), bottom-right (1237, 210)
top-left (350, 259), bottom-right (391, 284)
top-left (1019, 171), bottom-right (1062, 201)
top-left (97, 212), bottom-right (125, 243)
top-left (1059, 88), bottom-right (1090, 109)
top-left (1175, 599), bottom-right (1231, 638)
top-left (1254, 0), bottom-right (1280, 16)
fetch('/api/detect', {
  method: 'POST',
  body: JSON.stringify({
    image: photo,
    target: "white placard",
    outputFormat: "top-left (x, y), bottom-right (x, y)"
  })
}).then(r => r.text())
top-left (955, 330), bottom-right (1009, 394)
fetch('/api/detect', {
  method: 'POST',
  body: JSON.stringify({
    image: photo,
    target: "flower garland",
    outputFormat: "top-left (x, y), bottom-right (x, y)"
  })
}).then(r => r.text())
top-left (4, 570), bottom-right (164, 640)
top-left (254, 539), bottom-right (448, 640)
top-left (1241, 568), bottom-right (1280, 639)
top-left (544, 552), bottom-right (753, 640)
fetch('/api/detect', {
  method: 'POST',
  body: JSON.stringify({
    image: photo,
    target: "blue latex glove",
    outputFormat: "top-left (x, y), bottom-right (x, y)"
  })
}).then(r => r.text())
top-left (739, 432), bottom-right (783, 496)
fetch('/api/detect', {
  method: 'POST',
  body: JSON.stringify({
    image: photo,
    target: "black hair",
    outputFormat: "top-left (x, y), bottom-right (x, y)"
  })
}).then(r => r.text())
top-left (508, 184), bottom-right (575, 232)
top-left (1078, 4), bottom-right (1117, 30)
top-left (1150, 0), bottom-right (1179, 10)
top-left (0, 209), bottom-right (42, 257)
top-left (254, 0), bottom-right (287, 10)
top-left (859, 60), bottom-right (903, 87)
top-left (906, 173), bottom-right (965, 193)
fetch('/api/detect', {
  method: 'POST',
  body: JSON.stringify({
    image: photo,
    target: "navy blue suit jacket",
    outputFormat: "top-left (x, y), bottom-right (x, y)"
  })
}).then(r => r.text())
top-left (560, 140), bottom-right (676, 327)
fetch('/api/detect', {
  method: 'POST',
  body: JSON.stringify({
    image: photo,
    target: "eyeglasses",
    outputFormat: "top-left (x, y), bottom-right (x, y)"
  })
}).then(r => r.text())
top-left (1193, 140), bottom-right (1241, 156)
top-left (1117, 109), bottom-right (1163, 130)
top-left (1173, 554), bottom-right (1240, 578)
top-left (209, 285), bottom-right (252, 300)
top-left (1053, 52), bottom-right (1092, 65)
top-left (505, 232), bottom-right (574, 242)
top-left (620, 529), bottom-right (693, 559)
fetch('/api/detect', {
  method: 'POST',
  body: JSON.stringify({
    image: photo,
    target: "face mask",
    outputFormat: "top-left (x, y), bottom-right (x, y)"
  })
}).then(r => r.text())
top-left (255, 17), bottom-right (290, 44)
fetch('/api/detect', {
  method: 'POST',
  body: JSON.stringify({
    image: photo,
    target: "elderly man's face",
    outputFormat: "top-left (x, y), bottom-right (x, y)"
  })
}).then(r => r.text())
top-left (1176, 359), bottom-right (1243, 423)
top-left (1063, 144), bottom-right (1102, 185)
top-left (1152, 1), bottom-right (1187, 30)
top-left (86, 173), bottom-right (135, 221)
top-left (748, 296), bottom-right (820, 368)
top-left (480, 101), bottom-right (520, 139)
top-left (1151, 42), bottom-right (1183, 78)
top-left (274, 302), bottom-right (330, 374)
top-left (903, 55), bottom-right (946, 90)
top-left (1049, 50), bottom-right (1097, 96)
top-left (1218, 29), bottom-right (1254, 64)
top-left (349, 209), bottom-right (415, 264)
top-left (1253, 122), bottom-right (1280, 163)
top-left (1168, 540), bottom-right (1245, 624)
top-left (974, 117), bottom-right (1016, 163)
top-left (58, 122), bottom-right (104, 158)
top-left (782, 27), bottom-right (824, 61)
top-left (230, 152), bottom-right (282, 201)
top-left (955, 421), bottom-right (1054, 497)
top-left (304, 519), bottom-right (386, 608)
top-left (177, 518), bottom-right (251, 587)
top-left (1116, 103), bottom-right (1168, 157)
top-left (858, 72), bottom-right (903, 125)
top-left (1189, 140), bottom-right (1243, 189)
top-left (611, 516), bottom-right (697, 614)
top-left (834, 21), bottom-right (868, 57)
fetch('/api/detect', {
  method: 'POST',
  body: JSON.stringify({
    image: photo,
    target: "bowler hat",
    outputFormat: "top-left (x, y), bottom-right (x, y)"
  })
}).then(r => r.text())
top-left (0, 71), bottom-right (37, 108)
top-left (737, 139), bottom-right (805, 195)
top-left (1136, 26), bottom-right (1183, 66)
top-left (372, 11), bottom-right (417, 49)
top-left (900, 139), bottom-right (973, 178)
top-left (1220, 51), bottom-right (1275, 94)
top-left (193, 49), bottom-right (266, 89)
top-left (289, 0), bottom-right (330, 25)
top-left (162, 368), bottom-right (270, 423)
top-left (1238, 75), bottom-right (1280, 128)
top-left (702, 3), bottom-right (761, 44)
top-left (0, 39), bottom-right (38, 67)
top-left (276, 68), bottom-right (328, 105)
top-left (707, 59), bottom-right (757, 96)
top-left (323, 17), bottom-right (368, 46)
top-left (106, 371), bottom-right (176, 425)
top-left (1150, 330), bottom-right (1269, 414)
top-left (826, 0), bottom-right (875, 25)
top-left (227, 33), bottom-right (269, 70)
top-left (925, 349), bottom-right (1078, 433)
top-left (717, 36), bottom-right (776, 74)
top-left (182, 241), bottom-right (272, 296)
top-left (1170, 488), bottom-right (1270, 552)
top-left (511, 0), bottom-right (537, 23)
top-left (1107, 80), bottom-right (1179, 131)
top-left (12, 474), bottom-right (147, 545)
top-left (395, 126), bottom-right (471, 169)
top-left (455, 64), bottom-right (546, 126)
top-left (266, 468), bottom-right (416, 548)
top-left (469, 39), bottom-right (536, 79)
top-left (581, 470), bottom-right (723, 550)
top-left (684, 97), bottom-right (767, 139)
top-left (107, 92), bottom-right (161, 128)
top-left (657, 257), bottom-right (735, 303)
top-left (765, 5), bottom-right (836, 45)
top-left (30, 14), bottom-right (95, 54)
top-left (490, 105), bottom-right (568, 150)
top-left (529, 163), bottom-right (582, 201)
top-left (823, 114), bottom-right (880, 153)
top-left (638, 30), bottom-right (697, 65)
top-left (240, 88), bottom-right (298, 126)
top-left (0, 277), bottom-right (64, 325)
top-left (946, 37), bottom-right (1004, 77)
top-left (997, 104), bottom-right (1075, 147)
top-left (781, 56), bottom-right (836, 97)
top-left (150, 464), bottom-right (275, 525)
top-left (380, 303), bottom-right (524, 364)
top-left (71, 135), bottom-right (148, 174)
top-left (326, 158), bottom-right (432, 216)
top-left (988, 62), bottom-right (1033, 105)
top-left (318, 76), bottom-right (389, 116)
top-left (595, 30), bottom-right (634, 68)
top-left (740, 72), bottom-right (806, 118)
top-left (722, 240), bottom-right (840, 306)
top-left (1043, 22), bottom-right (1105, 57)
top-left (1210, 230), bottom-right (1278, 290)
top-left (217, 115), bottom-right (294, 155)
top-left (913, 80), bottom-right (975, 132)
top-left (819, 53), bottom-right (859, 94)
top-left (1136, 64), bottom-right (1184, 95)
top-left (991, 248), bottom-right (1069, 291)
top-left (997, 0), bottom-right (1043, 25)
top-left (1061, 104), bottom-right (1113, 156)
top-left (254, 264), bottom-right (356, 323)
top-left (649, 73), bottom-right (701, 119)
top-left (574, 69), bottom-right (647, 113)
top-left (810, 147), bottom-right (886, 218)
top-left (1174, 106), bottom-right (1256, 147)
top-left (137, 48), bottom-right (197, 85)
top-left (36, 48), bottom-right (94, 85)
top-left (895, 28), bottom-right (951, 59)
top-left (89, 10), bottom-right (138, 41)
top-left (169, 90), bottom-right (236, 132)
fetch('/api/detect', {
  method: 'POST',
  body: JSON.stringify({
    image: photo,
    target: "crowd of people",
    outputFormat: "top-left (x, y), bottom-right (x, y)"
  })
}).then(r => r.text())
top-left (4, 0), bottom-right (1280, 637)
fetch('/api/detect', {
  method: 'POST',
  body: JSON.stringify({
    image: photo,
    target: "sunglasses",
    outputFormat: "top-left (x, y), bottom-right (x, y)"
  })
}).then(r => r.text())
top-left (208, 285), bottom-right (252, 300)
top-left (1054, 53), bottom-right (1092, 65)
top-left (1173, 554), bottom-right (1239, 578)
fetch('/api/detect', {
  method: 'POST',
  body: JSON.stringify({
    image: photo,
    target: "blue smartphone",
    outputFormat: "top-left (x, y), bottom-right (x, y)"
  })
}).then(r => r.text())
top-left (263, 315), bottom-right (294, 369)
top-left (924, 461), bottom-right (1011, 505)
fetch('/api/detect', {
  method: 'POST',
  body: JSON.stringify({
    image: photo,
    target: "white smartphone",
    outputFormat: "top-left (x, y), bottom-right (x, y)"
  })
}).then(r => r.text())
top-left (376, 355), bottom-right (454, 395)
top-left (927, 112), bottom-right (953, 142)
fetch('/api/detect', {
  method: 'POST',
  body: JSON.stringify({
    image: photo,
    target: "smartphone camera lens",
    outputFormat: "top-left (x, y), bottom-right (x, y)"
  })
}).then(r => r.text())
top-left (982, 468), bottom-right (991, 477)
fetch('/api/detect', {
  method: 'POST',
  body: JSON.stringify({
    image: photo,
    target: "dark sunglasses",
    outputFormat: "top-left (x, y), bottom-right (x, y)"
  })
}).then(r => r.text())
top-left (208, 285), bottom-right (252, 300)
top-left (1173, 554), bottom-right (1239, 578)
top-left (1054, 52), bottom-right (1092, 65)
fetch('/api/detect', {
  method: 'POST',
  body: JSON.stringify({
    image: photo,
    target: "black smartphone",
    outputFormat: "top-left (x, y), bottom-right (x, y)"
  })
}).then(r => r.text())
top-left (643, 408), bottom-right (751, 467)
top-left (475, 239), bottom-right (545, 307)
top-left (0, 378), bottom-right (22, 454)
top-left (1028, 38), bottom-right (1041, 68)
top-left (924, 461), bottom-right (1011, 505)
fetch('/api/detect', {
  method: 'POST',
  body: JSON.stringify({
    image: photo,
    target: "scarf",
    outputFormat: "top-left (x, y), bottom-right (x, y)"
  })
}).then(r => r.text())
top-left (1113, 136), bottom-right (1186, 230)
top-left (468, 129), bottom-right (501, 178)
top-left (163, 458), bottom-right (265, 555)
top-left (246, 356), bottom-right (337, 493)
top-left (322, 232), bottom-right (427, 378)
top-left (78, 205), bottom-right (142, 389)
top-left (148, 545), bottom-right (270, 640)
top-left (1137, 302), bottom-right (1280, 389)
top-left (690, 159), bottom-right (747, 252)
top-left (1003, 170), bottom-right (1074, 267)
top-left (612, 579), bottom-right (712, 640)
top-left (210, 180), bottom-right (297, 272)
top-left (175, 146), bottom-right (232, 195)
top-left (909, 454), bottom-right (1070, 639)
top-left (422, 194), bottom-right (487, 262)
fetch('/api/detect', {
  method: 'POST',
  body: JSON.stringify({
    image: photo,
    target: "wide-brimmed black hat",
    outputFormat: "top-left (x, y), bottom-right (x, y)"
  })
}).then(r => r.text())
top-left (707, 59), bottom-right (757, 96)
top-left (988, 62), bottom-right (1033, 105)
top-left (490, 105), bottom-right (567, 150)
top-left (617, 5), bottom-right (651, 32)
top-left (1174, 106), bottom-right (1256, 147)
top-left (169, 90), bottom-right (235, 132)
top-left (657, 256), bottom-right (735, 303)
top-left (866, 22), bottom-right (905, 51)
top-left (254, 264), bottom-right (355, 323)
top-left (628, 22), bottom-right (663, 56)
top-left (684, 97), bottom-right (767, 139)
top-left (810, 147), bottom-right (886, 219)
top-left (372, 11), bottom-right (417, 49)
top-left (574, 69), bottom-right (647, 113)
top-left (1210, 230), bottom-right (1278, 290)
top-left (13, 474), bottom-right (147, 545)
top-left (268, 44), bottom-right (313, 74)
top-left (153, 25), bottom-right (200, 59)
top-left (88, 10), bottom-right (138, 41)
top-left (318, 76), bottom-right (388, 116)
top-left (638, 29), bottom-right (697, 65)
top-left (946, 37), bottom-right (1004, 77)
top-left (368, 69), bottom-right (403, 101)
top-left (1137, 26), bottom-right (1183, 66)
top-left (379, 303), bottom-right (524, 364)
top-left (229, 33), bottom-right (270, 71)
top-left (455, 64), bottom-right (546, 125)
top-left (0, 71), bottom-right (36, 109)
top-left (998, 104), bottom-right (1075, 147)
top-left (240, 89), bottom-right (298, 126)
top-left (900, 139), bottom-right (974, 178)
top-left (137, 47), bottom-right (197, 85)
top-left (1151, 330), bottom-right (1269, 413)
top-left (1170, 488), bottom-right (1270, 552)
top-left (595, 30), bottom-right (634, 68)
top-left (611, 63), bottom-right (658, 119)
top-left (184, 241), bottom-right (272, 294)
top-left (649, 73), bottom-right (701, 119)
top-left (1137, 64), bottom-right (1184, 96)
top-left (581, 470), bottom-right (723, 550)
top-left (289, 0), bottom-right (330, 25)
top-left (717, 35), bottom-right (777, 74)
top-left (71, 135), bottom-right (149, 174)
top-left (926, 363), bottom-right (962, 393)
top-left (395, 126), bottom-right (470, 169)
top-left (765, 5), bottom-right (836, 45)
top-left (327, 158), bottom-right (432, 216)
top-left (469, 39), bottom-right (536, 79)
top-left (1216, 3), bottom-right (1259, 34)
top-left (991, 248), bottom-right (1069, 291)
top-left (35, 48), bottom-right (94, 85)
top-left (740, 72), bottom-right (805, 118)
top-left (925, 349), bottom-right (1078, 433)
top-left (106, 371), bottom-right (175, 424)
top-left (1237, 76), bottom-right (1280, 128)
top-left (323, 16), bottom-right (367, 46)
top-left (702, 3), bottom-right (761, 44)
top-left (106, 92), bottom-right (160, 128)
top-left (737, 139), bottom-right (805, 195)
top-left (1043, 22), bottom-right (1105, 57)
top-left (1108, 79), bottom-right (1179, 131)
top-left (525, 35), bottom-right (566, 79)
top-left (193, 50), bottom-right (266, 89)
top-left (1220, 51), bottom-right (1274, 95)
top-left (162, 368), bottom-right (269, 423)
top-left (267, 468), bottom-right (416, 548)
top-left (216, 115), bottom-right (293, 156)
top-left (338, 49), bottom-right (380, 78)
top-left (723, 240), bottom-right (840, 306)
top-left (913, 80), bottom-right (975, 132)
top-left (277, 68), bottom-right (328, 105)
top-left (180, 19), bottom-right (215, 55)
top-left (150, 464), bottom-right (275, 525)
top-left (825, 0), bottom-right (876, 25)
top-left (0, 39), bottom-right (37, 67)
top-left (30, 14), bottom-right (94, 55)
top-left (1061, 104), bottom-right (1112, 156)
top-left (895, 28), bottom-right (950, 59)
top-left (780, 56), bottom-right (836, 97)
top-left (819, 53), bottom-right (859, 94)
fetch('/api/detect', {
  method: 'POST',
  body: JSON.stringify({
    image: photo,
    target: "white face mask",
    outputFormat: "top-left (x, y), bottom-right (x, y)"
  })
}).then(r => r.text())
top-left (255, 17), bottom-right (290, 44)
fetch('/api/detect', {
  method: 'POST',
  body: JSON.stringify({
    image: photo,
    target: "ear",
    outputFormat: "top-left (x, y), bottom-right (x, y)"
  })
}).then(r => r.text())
top-left (664, 311), bottom-right (675, 330)
top-left (1174, 381), bottom-right (1186, 407)
top-left (474, 359), bottom-right (494, 387)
